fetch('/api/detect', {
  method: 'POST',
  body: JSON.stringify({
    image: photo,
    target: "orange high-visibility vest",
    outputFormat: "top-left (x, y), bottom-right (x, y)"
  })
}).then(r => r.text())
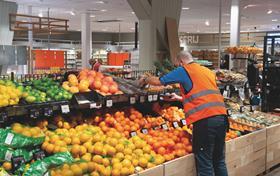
top-left (180, 63), bottom-right (227, 124)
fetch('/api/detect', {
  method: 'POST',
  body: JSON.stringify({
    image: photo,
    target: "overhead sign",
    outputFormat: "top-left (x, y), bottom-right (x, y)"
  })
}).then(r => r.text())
top-left (180, 35), bottom-right (199, 44)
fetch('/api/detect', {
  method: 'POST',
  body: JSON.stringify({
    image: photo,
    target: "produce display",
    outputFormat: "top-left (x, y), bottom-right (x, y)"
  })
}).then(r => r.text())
top-left (63, 69), bottom-right (123, 95)
top-left (215, 69), bottom-right (247, 85)
top-left (225, 46), bottom-right (262, 55)
top-left (0, 80), bottom-right (23, 107)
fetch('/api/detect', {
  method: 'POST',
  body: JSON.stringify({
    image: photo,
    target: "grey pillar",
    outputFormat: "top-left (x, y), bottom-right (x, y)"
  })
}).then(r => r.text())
top-left (230, 0), bottom-right (241, 46)
top-left (81, 12), bottom-right (92, 69)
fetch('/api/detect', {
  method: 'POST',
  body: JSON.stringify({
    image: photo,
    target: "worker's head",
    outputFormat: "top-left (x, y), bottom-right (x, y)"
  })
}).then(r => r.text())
top-left (176, 51), bottom-right (193, 66)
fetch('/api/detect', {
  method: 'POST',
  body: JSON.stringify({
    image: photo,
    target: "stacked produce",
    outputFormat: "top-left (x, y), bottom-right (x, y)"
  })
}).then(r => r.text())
top-left (225, 46), bottom-right (262, 55)
top-left (0, 80), bottom-right (23, 107)
top-left (215, 69), bottom-right (247, 85)
top-left (63, 69), bottom-right (123, 95)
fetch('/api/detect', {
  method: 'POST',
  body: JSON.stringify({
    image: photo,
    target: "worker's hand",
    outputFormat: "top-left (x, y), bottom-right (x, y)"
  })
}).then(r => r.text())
top-left (138, 75), bottom-right (148, 88)
top-left (162, 93), bottom-right (182, 101)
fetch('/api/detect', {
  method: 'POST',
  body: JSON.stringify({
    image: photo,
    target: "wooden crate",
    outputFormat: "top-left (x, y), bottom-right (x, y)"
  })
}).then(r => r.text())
top-left (226, 128), bottom-right (267, 176)
top-left (266, 123), bottom-right (280, 170)
top-left (138, 165), bottom-right (164, 176)
top-left (163, 154), bottom-right (196, 176)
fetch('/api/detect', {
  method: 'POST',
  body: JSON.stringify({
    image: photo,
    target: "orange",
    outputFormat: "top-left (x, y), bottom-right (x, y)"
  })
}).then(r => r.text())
top-left (115, 143), bottom-right (125, 152)
top-left (70, 164), bottom-right (83, 175)
top-left (90, 171), bottom-right (100, 176)
top-left (138, 157), bottom-right (148, 168)
top-left (2, 162), bottom-right (12, 171)
top-left (122, 159), bottom-right (132, 168)
top-left (112, 169), bottom-right (121, 176)
top-left (81, 153), bottom-right (92, 161)
top-left (107, 146), bottom-right (116, 156)
top-left (132, 159), bottom-right (138, 167)
top-left (128, 166), bottom-right (135, 174)
top-left (92, 155), bottom-right (103, 164)
top-left (80, 146), bottom-right (87, 155)
top-left (88, 161), bottom-right (95, 172)
top-left (102, 158), bottom-right (110, 167)
top-left (120, 167), bottom-right (129, 176)
top-left (123, 148), bottom-right (132, 155)
top-left (147, 162), bottom-right (156, 169)
top-left (46, 143), bottom-right (55, 153)
top-left (79, 162), bottom-right (89, 173)
top-left (113, 162), bottom-right (122, 170)
top-left (69, 86), bottom-right (79, 94)
top-left (71, 137), bottom-right (81, 145)
top-left (115, 152), bottom-right (125, 160)
top-left (71, 144), bottom-right (80, 156)
top-left (59, 147), bottom-right (68, 153)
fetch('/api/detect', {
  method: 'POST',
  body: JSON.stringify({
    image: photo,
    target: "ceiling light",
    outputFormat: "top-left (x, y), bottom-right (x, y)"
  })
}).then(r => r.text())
top-left (196, 30), bottom-right (200, 32)
top-left (95, 1), bottom-right (104, 3)
top-left (226, 22), bottom-right (230, 25)
top-left (267, 10), bottom-right (273, 14)
top-left (272, 27), bottom-right (276, 30)
top-left (223, 13), bottom-right (230, 16)
top-left (182, 7), bottom-right (190, 10)
top-left (90, 15), bottom-right (96, 18)
top-left (244, 4), bottom-right (257, 9)
top-left (205, 20), bottom-right (210, 26)
top-left (70, 11), bottom-right (75, 16)
top-left (100, 9), bottom-right (107, 12)
top-left (131, 12), bottom-right (135, 14)
top-left (272, 19), bottom-right (278, 22)
top-left (102, 29), bottom-right (107, 31)
top-left (38, 12), bottom-right (43, 17)
top-left (130, 27), bottom-right (135, 30)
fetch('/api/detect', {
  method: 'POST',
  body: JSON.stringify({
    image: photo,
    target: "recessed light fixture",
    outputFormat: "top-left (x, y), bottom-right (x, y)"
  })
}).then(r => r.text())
top-left (102, 29), bottom-right (108, 31)
top-left (197, 30), bottom-right (200, 32)
top-left (90, 15), bottom-right (96, 18)
top-left (205, 20), bottom-right (210, 26)
top-left (272, 19), bottom-right (278, 22)
top-left (131, 28), bottom-right (135, 30)
top-left (131, 11), bottom-right (135, 14)
top-left (267, 10), bottom-right (273, 14)
top-left (38, 12), bottom-right (43, 17)
top-left (244, 4), bottom-right (257, 9)
top-left (226, 22), bottom-right (230, 25)
top-left (100, 9), bottom-right (107, 12)
top-left (272, 27), bottom-right (276, 30)
top-left (95, 1), bottom-right (104, 4)
top-left (70, 11), bottom-right (75, 16)
top-left (182, 7), bottom-right (190, 10)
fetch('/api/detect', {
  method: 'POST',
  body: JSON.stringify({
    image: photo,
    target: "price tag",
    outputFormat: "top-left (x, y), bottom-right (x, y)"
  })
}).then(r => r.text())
top-left (30, 109), bottom-right (40, 119)
top-left (33, 150), bottom-right (45, 160)
top-left (130, 97), bottom-right (136, 104)
top-left (106, 100), bottom-right (113, 107)
top-left (223, 90), bottom-right (230, 98)
top-left (130, 131), bottom-right (137, 137)
top-left (181, 119), bottom-right (187, 126)
top-left (0, 111), bottom-right (8, 123)
top-left (153, 94), bottom-right (158, 101)
top-left (61, 105), bottom-right (70, 114)
top-left (161, 123), bottom-right (168, 130)
top-left (140, 96), bottom-right (145, 103)
top-left (239, 88), bottom-right (245, 101)
top-left (148, 95), bottom-right (153, 102)
top-left (240, 106), bottom-right (245, 113)
top-left (5, 151), bottom-right (12, 161)
top-left (5, 133), bottom-right (14, 145)
top-left (227, 109), bottom-right (232, 116)
top-left (152, 126), bottom-right (160, 130)
top-left (172, 122), bottom-right (180, 128)
top-left (11, 156), bottom-right (25, 170)
top-left (226, 85), bottom-right (230, 90)
top-left (246, 83), bottom-right (250, 89)
top-left (141, 128), bottom-right (148, 134)
top-left (90, 103), bottom-right (102, 109)
top-left (43, 107), bottom-right (53, 117)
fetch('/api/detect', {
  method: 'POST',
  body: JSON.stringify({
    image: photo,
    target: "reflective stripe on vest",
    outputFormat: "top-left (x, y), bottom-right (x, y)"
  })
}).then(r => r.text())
top-left (183, 89), bottom-right (221, 105)
top-left (185, 102), bottom-right (226, 117)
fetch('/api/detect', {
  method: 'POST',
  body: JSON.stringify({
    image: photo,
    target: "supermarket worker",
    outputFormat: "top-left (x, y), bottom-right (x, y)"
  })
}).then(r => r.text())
top-left (140, 51), bottom-right (228, 176)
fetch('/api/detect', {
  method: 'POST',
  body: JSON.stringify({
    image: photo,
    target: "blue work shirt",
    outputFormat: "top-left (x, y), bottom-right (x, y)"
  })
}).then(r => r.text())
top-left (159, 66), bottom-right (193, 93)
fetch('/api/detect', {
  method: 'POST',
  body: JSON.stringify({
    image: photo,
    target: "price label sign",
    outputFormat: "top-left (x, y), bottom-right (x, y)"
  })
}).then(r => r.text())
top-left (130, 97), bottom-right (136, 104)
top-left (130, 131), bottom-right (137, 137)
top-left (140, 96), bottom-right (145, 103)
top-left (141, 128), bottom-right (148, 134)
top-left (223, 90), bottom-right (230, 98)
top-left (30, 109), bottom-right (40, 119)
top-left (43, 107), bottom-right (53, 117)
top-left (152, 126), bottom-right (160, 130)
top-left (61, 105), bottom-right (70, 114)
top-left (33, 150), bottom-right (46, 160)
top-left (172, 122), bottom-right (180, 128)
top-left (148, 95), bottom-right (153, 102)
top-left (161, 123), bottom-right (168, 130)
top-left (226, 85), bottom-right (230, 90)
top-left (0, 111), bottom-right (8, 123)
top-left (180, 119), bottom-right (187, 126)
top-left (106, 100), bottom-right (113, 107)
top-left (240, 106), bottom-right (245, 113)
top-left (227, 109), bottom-right (232, 116)
top-left (11, 156), bottom-right (25, 171)
top-left (153, 94), bottom-right (158, 101)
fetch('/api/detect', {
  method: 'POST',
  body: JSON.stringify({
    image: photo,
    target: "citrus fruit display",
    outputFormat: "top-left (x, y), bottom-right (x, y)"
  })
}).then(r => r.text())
top-left (11, 123), bottom-right (44, 138)
top-left (0, 80), bottom-right (23, 107)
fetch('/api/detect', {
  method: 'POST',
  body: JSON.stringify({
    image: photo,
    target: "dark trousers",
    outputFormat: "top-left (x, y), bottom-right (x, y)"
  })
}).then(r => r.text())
top-left (193, 115), bottom-right (228, 176)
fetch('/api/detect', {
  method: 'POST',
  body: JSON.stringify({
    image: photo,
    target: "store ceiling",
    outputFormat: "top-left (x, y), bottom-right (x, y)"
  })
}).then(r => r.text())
top-left (6, 0), bottom-right (280, 33)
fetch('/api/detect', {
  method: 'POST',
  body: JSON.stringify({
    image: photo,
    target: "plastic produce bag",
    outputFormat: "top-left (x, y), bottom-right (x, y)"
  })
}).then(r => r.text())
top-left (0, 129), bottom-right (44, 149)
top-left (17, 152), bottom-right (73, 176)
top-left (0, 145), bottom-right (37, 163)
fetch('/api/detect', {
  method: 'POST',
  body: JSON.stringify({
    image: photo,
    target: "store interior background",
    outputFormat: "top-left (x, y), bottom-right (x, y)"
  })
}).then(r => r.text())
top-left (0, 0), bottom-right (280, 74)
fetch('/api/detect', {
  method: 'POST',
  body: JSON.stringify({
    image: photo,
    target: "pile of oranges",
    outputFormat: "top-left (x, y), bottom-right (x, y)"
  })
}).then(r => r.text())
top-left (62, 74), bottom-right (90, 93)
top-left (160, 106), bottom-right (185, 122)
top-left (11, 123), bottom-right (44, 138)
top-left (42, 124), bottom-right (165, 176)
